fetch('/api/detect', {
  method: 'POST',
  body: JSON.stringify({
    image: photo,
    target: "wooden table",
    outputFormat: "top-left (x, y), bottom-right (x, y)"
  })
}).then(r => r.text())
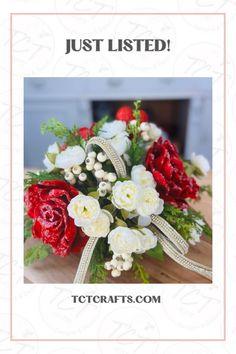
top-left (24, 173), bottom-right (212, 284)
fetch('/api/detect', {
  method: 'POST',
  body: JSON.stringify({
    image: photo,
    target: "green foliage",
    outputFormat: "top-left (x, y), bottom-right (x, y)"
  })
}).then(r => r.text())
top-left (24, 243), bottom-right (52, 266)
top-left (24, 215), bottom-right (33, 241)
top-left (121, 209), bottom-right (129, 220)
top-left (115, 217), bottom-right (128, 227)
top-left (89, 238), bottom-right (110, 283)
top-left (161, 204), bottom-right (212, 241)
top-left (88, 190), bottom-right (99, 199)
top-left (24, 171), bottom-right (64, 189)
top-left (41, 118), bottom-right (70, 139)
top-left (146, 243), bottom-right (164, 261)
top-left (92, 115), bottom-right (109, 135)
top-left (132, 255), bottom-right (149, 283)
top-left (127, 140), bottom-right (145, 166)
top-left (132, 99), bottom-right (142, 122)
top-left (200, 184), bottom-right (212, 197)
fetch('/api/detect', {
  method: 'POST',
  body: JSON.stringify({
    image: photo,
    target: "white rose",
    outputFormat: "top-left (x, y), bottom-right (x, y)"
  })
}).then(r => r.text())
top-left (148, 123), bottom-right (162, 141)
top-left (98, 121), bottom-right (126, 139)
top-left (55, 146), bottom-right (86, 170)
top-left (191, 153), bottom-right (210, 176)
top-left (43, 142), bottom-right (60, 172)
top-left (133, 228), bottom-right (157, 253)
top-left (82, 210), bottom-right (113, 238)
top-left (110, 131), bottom-right (131, 156)
top-left (67, 195), bottom-right (100, 227)
top-left (136, 187), bottom-right (164, 217)
top-left (112, 180), bottom-right (139, 212)
top-left (131, 165), bottom-right (156, 188)
top-left (108, 227), bottom-right (142, 254)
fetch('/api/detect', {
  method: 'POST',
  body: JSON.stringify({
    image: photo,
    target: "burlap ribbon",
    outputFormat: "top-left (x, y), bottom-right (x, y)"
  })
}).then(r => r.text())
top-left (73, 137), bottom-right (212, 283)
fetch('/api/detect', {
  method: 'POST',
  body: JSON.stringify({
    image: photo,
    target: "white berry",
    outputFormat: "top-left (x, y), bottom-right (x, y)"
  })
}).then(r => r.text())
top-left (88, 151), bottom-right (96, 158)
top-left (123, 261), bottom-right (132, 271)
top-left (86, 163), bottom-right (94, 171)
top-left (104, 262), bottom-right (112, 270)
top-left (95, 169), bottom-right (105, 179)
top-left (99, 181), bottom-right (107, 189)
top-left (85, 157), bottom-right (95, 165)
top-left (98, 188), bottom-right (107, 197)
top-left (78, 173), bottom-right (87, 181)
top-left (107, 172), bottom-right (117, 182)
top-left (94, 162), bottom-right (102, 170)
top-left (65, 172), bottom-right (74, 181)
top-left (72, 164), bottom-right (82, 175)
top-left (111, 269), bottom-right (121, 277)
top-left (97, 152), bottom-right (107, 162)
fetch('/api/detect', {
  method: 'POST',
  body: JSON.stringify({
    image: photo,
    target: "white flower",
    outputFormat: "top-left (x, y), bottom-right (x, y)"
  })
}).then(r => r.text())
top-left (43, 142), bottom-right (60, 172)
top-left (148, 123), bottom-right (162, 141)
top-left (112, 180), bottom-right (139, 212)
top-left (110, 131), bottom-right (131, 156)
top-left (191, 153), bottom-right (210, 176)
top-left (189, 219), bottom-right (205, 245)
top-left (108, 227), bottom-right (142, 254)
top-left (137, 187), bottom-right (164, 217)
top-left (67, 195), bottom-right (100, 227)
top-left (55, 146), bottom-right (86, 170)
top-left (98, 121), bottom-right (126, 139)
top-left (131, 165), bottom-right (156, 188)
top-left (133, 228), bottom-right (157, 253)
top-left (82, 210), bottom-right (113, 238)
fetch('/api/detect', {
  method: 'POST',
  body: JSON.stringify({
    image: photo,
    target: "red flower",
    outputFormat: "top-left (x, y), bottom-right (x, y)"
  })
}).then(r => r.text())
top-left (116, 106), bottom-right (149, 123)
top-left (145, 138), bottom-right (199, 208)
top-left (24, 180), bottom-right (88, 256)
top-left (75, 127), bottom-right (94, 140)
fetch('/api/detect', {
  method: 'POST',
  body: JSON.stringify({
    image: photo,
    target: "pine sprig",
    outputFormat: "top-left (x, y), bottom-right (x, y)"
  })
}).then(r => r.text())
top-left (24, 243), bottom-right (52, 266)
top-left (93, 115), bottom-right (109, 135)
top-left (41, 118), bottom-right (70, 139)
top-left (89, 238), bottom-right (111, 283)
top-left (24, 171), bottom-right (64, 189)
top-left (132, 255), bottom-right (149, 283)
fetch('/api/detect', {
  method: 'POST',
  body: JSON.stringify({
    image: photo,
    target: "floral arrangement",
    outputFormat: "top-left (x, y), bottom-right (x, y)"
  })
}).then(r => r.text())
top-left (24, 100), bottom-right (212, 283)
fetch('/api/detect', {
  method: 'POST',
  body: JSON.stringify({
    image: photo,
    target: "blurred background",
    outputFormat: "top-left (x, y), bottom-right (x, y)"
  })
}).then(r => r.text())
top-left (24, 77), bottom-right (212, 169)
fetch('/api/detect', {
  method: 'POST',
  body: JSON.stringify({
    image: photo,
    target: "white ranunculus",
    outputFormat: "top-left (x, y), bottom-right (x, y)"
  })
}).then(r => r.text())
top-left (110, 131), bottom-right (131, 156)
top-left (112, 180), bottom-right (139, 212)
top-left (82, 210), bottom-right (113, 238)
top-left (136, 187), bottom-right (164, 217)
top-left (191, 153), bottom-right (210, 176)
top-left (131, 165), bottom-right (156, 188)
top-left (108, 227), bottom-right (142, 254)
top-left (148, 123), bottom-right (162, 141)
top-left (98, 121), bottom-right (126, 139)
top-left (43, 142), bottom-right (60, 172)
top-left (55, 146), bottom-right (86, 169)
top-left (67, 195), bottom-right (100, 227)
top-left (133, 228), bottom-right (157, 253)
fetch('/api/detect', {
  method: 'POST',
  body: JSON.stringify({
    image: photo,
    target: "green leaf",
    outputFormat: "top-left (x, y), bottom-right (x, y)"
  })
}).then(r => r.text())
top-left (41, 118), bottom-right (70, 139)
top-left (121, 209), bottom-right (129, 220)
top-left (24, 171), bottom-right (64, 189)
top-left (92, 115), bottom-right (109, 135)
top-left (102, 203), bottom-right (116, 214)
top-left (24, 243), bottom-right (52, 266)
top-left (24, 215), bottom-right (33, 241)
top-left (115, 217), bottom-right (127, 227)
top-left (146, 243), bottom-right (164, 261)
top-left (200, 185), bottom-right (212, 197)
top-left (46, 152), bottom-right (57, 164)
top-left (127, 140), bottom-right (145, 166)
top-left (88, 191), bottom-right (99, 199)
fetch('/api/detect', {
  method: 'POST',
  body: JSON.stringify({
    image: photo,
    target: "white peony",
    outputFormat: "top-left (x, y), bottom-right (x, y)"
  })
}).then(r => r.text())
top-left (98, 121), bottom-right (126, 139)
top-left (110, 131), bottom-right (131, 156)
top-left (82, 210), bottom-right (113, 238)
top-left (137, 187), bottom-right (164, 217)
top-left (112, 180), bottom-right (139, 212)
top-left (67, 195), bottom-right (100, 227)
top-left (133, 228), bottom-right (157, 253)
top-left (108, 227), bottom-right (142, 254)
top-left (191, 153), bottom-right (210, 176)
top-left (131, 165), bottom-right (156, 188)
top-left (55, 146), bottom-right (86, 169)
top-left (148, 123), bottom-right (162, 141)
top-left (43, 142), bottom-right (60, 172)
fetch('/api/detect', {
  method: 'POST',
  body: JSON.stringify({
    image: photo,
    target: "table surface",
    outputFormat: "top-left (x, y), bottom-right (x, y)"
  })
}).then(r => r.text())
top-left (24, 173), bottom-right (212, 284)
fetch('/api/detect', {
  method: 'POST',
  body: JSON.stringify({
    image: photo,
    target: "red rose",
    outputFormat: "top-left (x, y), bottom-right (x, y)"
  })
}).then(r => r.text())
top-left (75, 127), bottom-right (94, 140)
top-left (116, 106), bottom-right (149, 123)
top-left (145, 138), bottom-right (199, 208)
top-left (24, 180), bottom-right (88, 256)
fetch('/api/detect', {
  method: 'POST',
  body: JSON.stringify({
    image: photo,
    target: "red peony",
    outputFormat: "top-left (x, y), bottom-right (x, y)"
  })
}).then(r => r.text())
top-left (75, 127), bottom-right (94, 140)
top-left (116, 106), bottom-right (149, 123)
top-left (24, 180), bottom-right (88, 256)
top-left (145, 138), bottom-right (199, 208)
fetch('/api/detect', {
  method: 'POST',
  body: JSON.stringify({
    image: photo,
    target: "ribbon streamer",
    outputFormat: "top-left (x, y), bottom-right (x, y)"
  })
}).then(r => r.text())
top-left (73, 137), bottom-right (212, 283)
